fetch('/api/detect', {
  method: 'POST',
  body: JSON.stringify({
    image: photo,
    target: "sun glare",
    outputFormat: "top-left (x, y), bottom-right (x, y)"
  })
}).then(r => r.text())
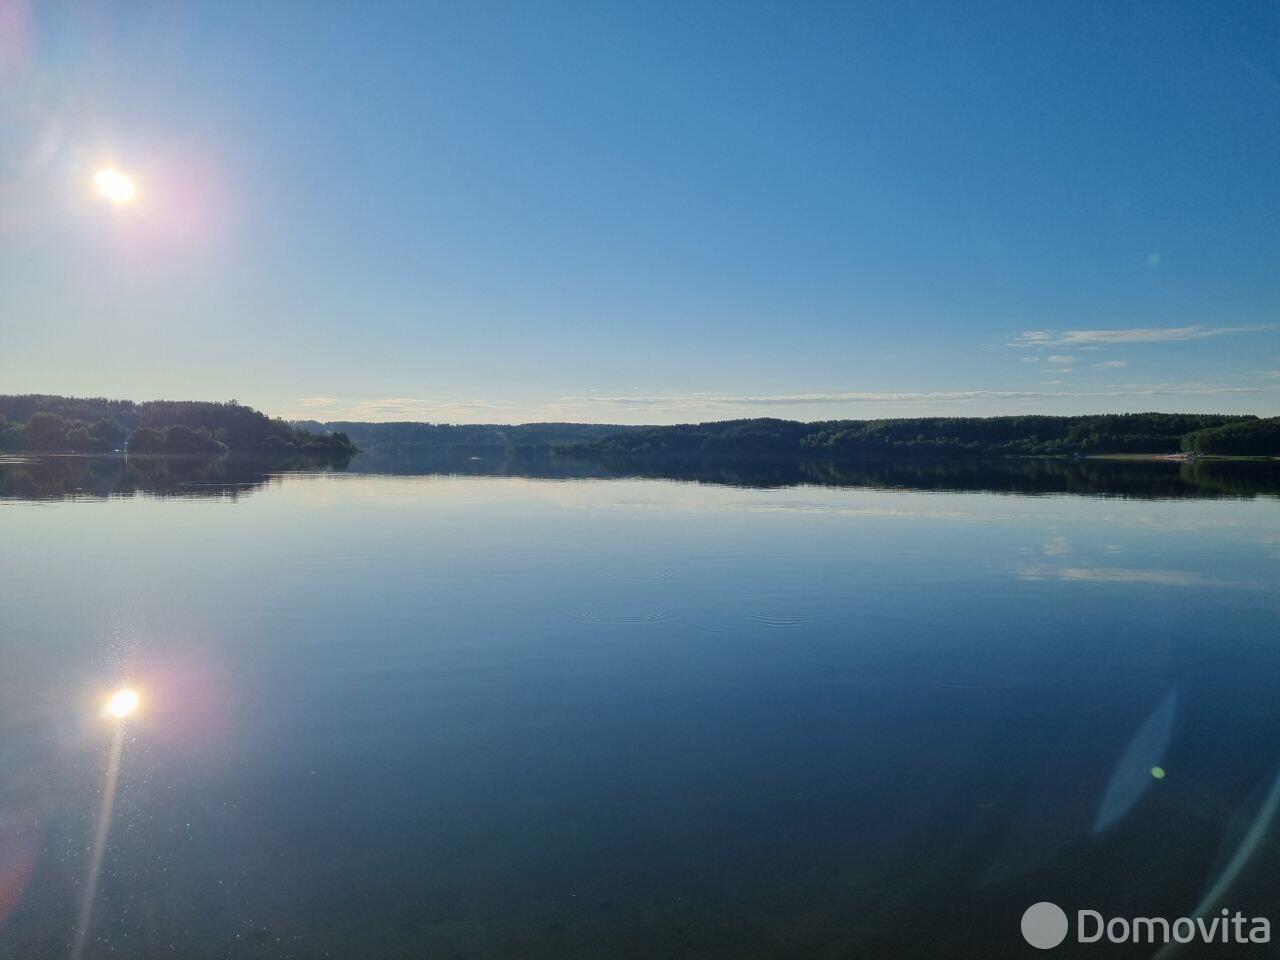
top-left (104, 688), bottom-right (140, 720)
top-left (93, 169), bottom-right (137, 204)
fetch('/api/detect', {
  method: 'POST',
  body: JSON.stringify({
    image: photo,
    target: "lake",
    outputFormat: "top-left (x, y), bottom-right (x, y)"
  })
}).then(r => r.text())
top-left (2, 455), bottom-right (1279, 958)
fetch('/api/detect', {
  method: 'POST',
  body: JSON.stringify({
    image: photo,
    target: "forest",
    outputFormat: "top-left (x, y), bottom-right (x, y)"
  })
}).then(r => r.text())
top-left (1181, 417), bottom-right (1280, 456)
top-left (0, 396), bottom-right (356, 460)
top-left (557, 413), bottom-right (1280, 459)
top-left (297, 420), bottom-right (639, 457)
top-left (4, 399), bottom-right (1276, 463)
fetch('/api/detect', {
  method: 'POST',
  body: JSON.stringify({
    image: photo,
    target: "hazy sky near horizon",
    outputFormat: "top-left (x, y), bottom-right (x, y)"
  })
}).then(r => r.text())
top-left (2, 0), bottom-right (1279, 424)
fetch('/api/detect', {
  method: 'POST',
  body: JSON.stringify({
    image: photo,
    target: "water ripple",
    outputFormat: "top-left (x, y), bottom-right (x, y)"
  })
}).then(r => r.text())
top-left (571, 611), bottom-right (673, 624)
top-left (749, 613), bottom-right (814, 628)
top-left (596, 572), bottom-right (676, 583)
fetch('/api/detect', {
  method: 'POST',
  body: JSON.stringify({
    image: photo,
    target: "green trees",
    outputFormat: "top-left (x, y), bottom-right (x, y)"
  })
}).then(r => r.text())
top-left (565, 414), bottom-right (1268, 460)
top-left (0, 395), bottom-right (356, 459)
top-left (23, 412), bottom-right (72, 451)
top-left (91, 418), bottom-right (126, 447)
top-left (1182, 418), bottom-right (1280, 456)
top-left (64, 426), bottom-right (94, 451)
top-left (1, 394), bottom-right (1272, 461)
top-left (133, 400), bottom-right (356, 457)
top-left (322, 421), bottom-right (636, 454)
top-left (126, 424), bottom-right (228, 457)
top-left (798, 414), bottom-right (1247, 457)
top-left (125, 427), bottom-right (163, 452)
top-left (0, 419), bottom-right (22, 452)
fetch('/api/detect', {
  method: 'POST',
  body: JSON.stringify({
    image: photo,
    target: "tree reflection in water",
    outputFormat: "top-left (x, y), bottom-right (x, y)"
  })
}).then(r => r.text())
top-left (2, 452), bottom-right (1279, 502)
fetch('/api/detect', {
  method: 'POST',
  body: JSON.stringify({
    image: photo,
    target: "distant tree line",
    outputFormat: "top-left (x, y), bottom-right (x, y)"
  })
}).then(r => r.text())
top-left (557, 413), bottom-right (1280, 459)
top-left (6, 398), bottom-right (1276, 462)
top-left (0, 396), bottom-right (357, 460)
top-left (304, 420), bottom-right (636, 457)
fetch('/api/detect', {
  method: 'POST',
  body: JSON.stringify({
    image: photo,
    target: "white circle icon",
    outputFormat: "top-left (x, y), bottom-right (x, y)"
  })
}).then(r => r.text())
top-left (1022, 901), bottom-right (1068, 949)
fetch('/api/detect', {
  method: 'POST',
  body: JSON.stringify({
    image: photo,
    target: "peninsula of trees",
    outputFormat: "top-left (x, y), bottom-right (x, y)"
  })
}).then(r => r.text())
top-left (0, 396), bottom-right (356, 460)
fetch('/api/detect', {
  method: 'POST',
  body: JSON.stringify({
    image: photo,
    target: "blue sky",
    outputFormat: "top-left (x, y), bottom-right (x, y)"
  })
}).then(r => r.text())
top-left (2, 0), bottom-right (1278, 423)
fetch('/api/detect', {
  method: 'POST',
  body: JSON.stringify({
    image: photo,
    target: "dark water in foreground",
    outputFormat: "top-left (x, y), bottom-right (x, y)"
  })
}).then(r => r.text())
top-left (1, 455), bottom-right (1279, 958)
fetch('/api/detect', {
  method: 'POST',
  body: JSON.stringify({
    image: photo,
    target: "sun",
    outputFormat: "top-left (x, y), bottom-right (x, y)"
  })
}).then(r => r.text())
top-left (104, 688), bottom-right (140, 719)
top-left (93, 169), bottom-right (137, 204)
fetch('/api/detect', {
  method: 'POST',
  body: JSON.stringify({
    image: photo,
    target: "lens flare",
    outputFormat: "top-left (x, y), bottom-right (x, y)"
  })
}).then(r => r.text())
top-left (93, 169), bottom-right (137, 203)
top-left (104, 688), bottom-right (139, 719)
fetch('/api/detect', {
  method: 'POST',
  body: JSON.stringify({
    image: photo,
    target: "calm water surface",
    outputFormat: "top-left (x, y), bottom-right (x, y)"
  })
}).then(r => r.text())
top-left (2, 458), bottom-right (1279, 958)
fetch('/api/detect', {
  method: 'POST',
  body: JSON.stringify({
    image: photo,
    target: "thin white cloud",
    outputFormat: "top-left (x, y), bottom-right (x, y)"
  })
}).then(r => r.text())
top-left (285, 378), bottom-right (1273, 425)
top-left (1010, 324), bottom-right (1274, 348)
top-left (1092, 360), bottom-right (1129, 369)
top-left (1047, 355), bottom-right (1077, 364)
top-left (560, 383), bottom-right (1264, 409)
top-left (283, 396), bottom-right (521, 423)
